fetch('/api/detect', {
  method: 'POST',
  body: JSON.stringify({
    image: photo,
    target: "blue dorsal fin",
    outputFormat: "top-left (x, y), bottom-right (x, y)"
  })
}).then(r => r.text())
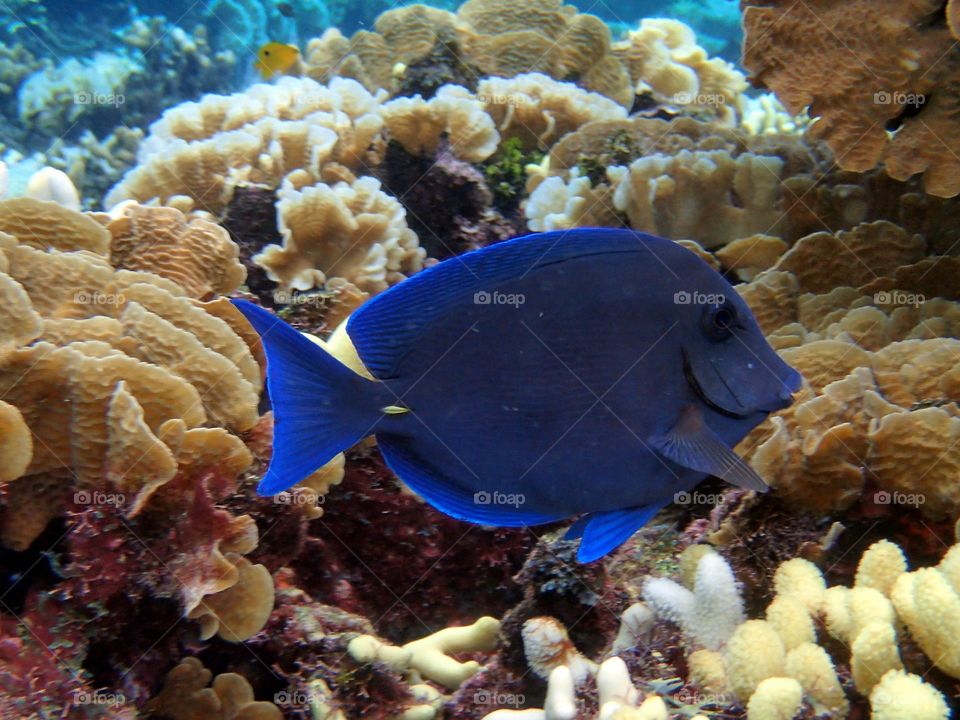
top-left (232, 300), bottom-right (391, 495)
top-left (376, 434), bottom-right (566, 527)
top-left (650, 405), bottom-right (768, 492)
top-left (576, 503), bottom-right (666, 563)
top-left (347, 229), bottom-right (666, 379)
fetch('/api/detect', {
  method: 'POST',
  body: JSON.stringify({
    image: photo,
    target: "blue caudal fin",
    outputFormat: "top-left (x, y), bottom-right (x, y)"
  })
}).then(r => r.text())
top-left (576, 503), bottom-right (666, 563)
top-left (231, 300), bottom-right (391, 495)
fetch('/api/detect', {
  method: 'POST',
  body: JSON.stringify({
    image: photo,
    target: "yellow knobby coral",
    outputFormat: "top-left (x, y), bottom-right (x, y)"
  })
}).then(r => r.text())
top-left (870, 670), bottom-right (950, 720)
top-left (723, 620), bottom-right (785, 702)
top-left (745, 677), bottom-right (803, 720)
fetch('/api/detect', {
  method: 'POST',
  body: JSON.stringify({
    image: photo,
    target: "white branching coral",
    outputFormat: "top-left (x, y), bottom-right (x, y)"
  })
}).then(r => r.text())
top-left (642, 547), bottom-right (744, 650)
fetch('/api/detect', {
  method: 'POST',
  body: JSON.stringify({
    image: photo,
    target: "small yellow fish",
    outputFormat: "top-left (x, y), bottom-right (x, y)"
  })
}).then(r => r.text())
top-left (255, 42), bottom-right (301, 79)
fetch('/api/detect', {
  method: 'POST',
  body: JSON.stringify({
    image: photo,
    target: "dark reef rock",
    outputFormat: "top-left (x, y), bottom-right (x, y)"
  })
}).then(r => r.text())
top-left (498, 538), bottom-right (623, 675)
top-left (222, 184), bottom-right (284, 306)
top-left (378, 140), bottom-right (522, 260)
top-left (291, 449), bottom-right (539, 645)
top-left (396, 38), bottom-right (481, 100)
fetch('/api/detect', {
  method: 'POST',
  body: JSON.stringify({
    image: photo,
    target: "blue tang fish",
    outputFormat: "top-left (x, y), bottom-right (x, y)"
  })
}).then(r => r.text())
top-left (233, 229), bottom-right (802, 562)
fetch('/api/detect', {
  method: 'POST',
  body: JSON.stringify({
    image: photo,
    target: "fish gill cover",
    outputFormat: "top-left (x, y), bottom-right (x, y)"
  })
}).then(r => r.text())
top-left (0, 0), bottom-right (959, 718)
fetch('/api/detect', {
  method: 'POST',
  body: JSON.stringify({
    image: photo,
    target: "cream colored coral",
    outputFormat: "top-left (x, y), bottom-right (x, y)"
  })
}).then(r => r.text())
top-left (524, 170), bottom-right (619, 232)
top-left (765, 595), bottom-right (815, 650)
top-left (688, 649), bottom-right (727, 694)
top-left (477, 74), bottom-right (626, 149)
top-left (349, 616), bottom-right (500, 690)
top-left (870, 670), bottom-right (950, 720)
top-left (609, 149), bottom-right (785, 248)
top-left (106, 203), bottom-right (246, 298)
top-left (105, 77), bottom-right (387, 212)
top-left (772, 559), bottom-right (826, 615)
top-left (745, 677), bottom-right (802, 720)
top-left (612, 19), bottom-right (746, 123)
top-left (187, 555), bottom-right (275, 642)
top-left (891, 568), bottom-right (960, 679)
top-left (381, 85), bottom-right (499, 162)
top-left (784, 643), bottom-right (847, 715)
top-left (0, 400), bottom-right (31, 483)
top-left (522, 616), bottom-right (598, 686)
top-left (253, 177), bottom-right (424, 293)
top-left (723, 620), bottom-right (785, 702)
top-left (24, 167), bottom-right (80, 211)
top-left (851, 622), bottom-right (903, 696)
top-left (856, 541), bottom-right (908, 596)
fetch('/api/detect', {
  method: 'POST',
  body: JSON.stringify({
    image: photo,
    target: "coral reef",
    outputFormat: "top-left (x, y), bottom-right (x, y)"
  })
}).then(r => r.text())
top-left (742, 0), bottom-right (960, 197)
top-left (5, 1), bottom-right (960, 717)
top-left (0, 198), bottom-right (281, 715)
top-left (303, 0), bottom-right (745, 117)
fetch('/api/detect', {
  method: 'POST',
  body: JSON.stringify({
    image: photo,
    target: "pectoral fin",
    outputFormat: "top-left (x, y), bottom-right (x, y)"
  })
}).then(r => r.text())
top-left (650, 404), bottom-right (768, 493)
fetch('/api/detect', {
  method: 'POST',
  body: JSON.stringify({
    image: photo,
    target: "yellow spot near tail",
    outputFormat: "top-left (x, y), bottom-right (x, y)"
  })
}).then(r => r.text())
top-left (382, 405), bottom-right (410, 415)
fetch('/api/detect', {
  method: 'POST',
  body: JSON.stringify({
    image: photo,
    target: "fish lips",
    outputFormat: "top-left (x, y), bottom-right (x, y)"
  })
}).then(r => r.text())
top-left (682, 347), bottom-right (803, 418)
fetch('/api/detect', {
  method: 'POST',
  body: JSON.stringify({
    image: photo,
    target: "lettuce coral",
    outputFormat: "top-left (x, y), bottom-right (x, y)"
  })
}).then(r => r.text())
top-left (253, 176), bottom-right (425, 293)
top-left (146, 657), bottom-right (282, 719)
top-left (301, 0), bottom-right (744, 116)
top-left (742, 0), bottom-right (960, 197)
top-left (0, 198), bottom-right (269, 645)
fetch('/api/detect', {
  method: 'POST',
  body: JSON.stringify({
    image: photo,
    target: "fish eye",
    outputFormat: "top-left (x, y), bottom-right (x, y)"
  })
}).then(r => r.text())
top-left (701, 300), bottom-right (738, 341)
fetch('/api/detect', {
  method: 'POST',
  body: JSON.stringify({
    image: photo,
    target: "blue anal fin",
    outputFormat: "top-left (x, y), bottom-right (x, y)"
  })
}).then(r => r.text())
top-left (576, 503), bottom-right (666, 563)
top-left (376, 434), bottom-right (566, 527)
top-left (564, 515), bottom-right (591, 541)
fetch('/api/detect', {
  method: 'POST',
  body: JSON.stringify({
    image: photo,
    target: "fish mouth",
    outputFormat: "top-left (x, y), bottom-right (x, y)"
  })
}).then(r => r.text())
top-left (682, 348), bottom-right (752, 420)
top-left (681, 348), bottom-right (799, 418)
